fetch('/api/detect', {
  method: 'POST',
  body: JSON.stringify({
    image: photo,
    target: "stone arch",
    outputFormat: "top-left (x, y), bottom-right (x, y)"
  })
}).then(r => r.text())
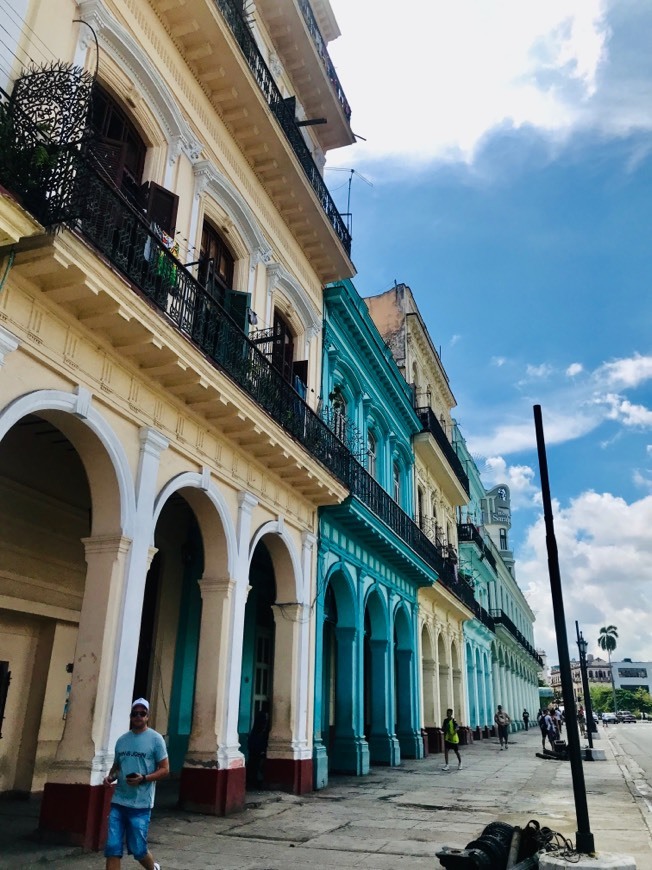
top-left (153, 471), bottom-right (236, 577)
top-left (323, 561), bottom-right (358, 629)
top-left (0, 388), bottom-right (134, 536)
top-left (249, 520), bottom-right (303, 603)
top-left (421, 621), bottom-right (437, 728)
top-left (451, 637), bottom-right (463, 721)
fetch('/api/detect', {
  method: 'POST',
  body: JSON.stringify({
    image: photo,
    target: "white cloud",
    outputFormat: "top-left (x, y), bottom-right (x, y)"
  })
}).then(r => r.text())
top-left (566, 363), bottom-right (583, 376)
top-left (518, 491), bottom-right (652, 662)
top-left (482, 456), bottom-right (539, 508)
top-left (597, 354), bottom-right (652, 389)
top-left (492, 356), bottom-right (507, 367)
top-left (596, 393), bottom-right (652, 427)
top-left (524, 363), bottom-right (554, 380)
top-left (466, 352), bottom-right (652, 457)
top-left (328, 0), bottom-right (611, 166)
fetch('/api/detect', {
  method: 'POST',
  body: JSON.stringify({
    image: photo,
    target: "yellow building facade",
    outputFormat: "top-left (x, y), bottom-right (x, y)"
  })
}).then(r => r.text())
top-left (0, 0), bottom-right (354, 847)
top-left (365, 285), bottom-right (472, 735)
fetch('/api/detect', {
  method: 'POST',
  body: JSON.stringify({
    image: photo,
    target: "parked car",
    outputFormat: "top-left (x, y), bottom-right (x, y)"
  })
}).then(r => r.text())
top-left (602, 712), bottom-right (618, 724)
top-left (617, 711), bottom-right (637, 723)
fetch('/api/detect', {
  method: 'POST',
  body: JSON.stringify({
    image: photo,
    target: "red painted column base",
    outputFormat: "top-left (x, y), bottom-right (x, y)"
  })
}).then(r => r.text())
top-left (425, 727), bottom-right (444, 753)
top-left (265, 758), bottom-right (313, 795)
top-left (39, 782), bottom-right (112, 851)
top-left (178, 766), bottom-right (245, 816)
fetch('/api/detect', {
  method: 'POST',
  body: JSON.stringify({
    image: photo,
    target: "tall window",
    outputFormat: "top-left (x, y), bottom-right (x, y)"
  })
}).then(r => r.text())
top-left (89, 85), bottom-right (146, 202)
top-left (393, 462), bottom-right (400, 503)
top-left (417, 487), bottom-right (424, 529)
top-left (198, 221), bottom-right (234, 304)
top-left (367, 431), bottom-right (377, 479)
top-left (499, 528), bottom-right (508, 550)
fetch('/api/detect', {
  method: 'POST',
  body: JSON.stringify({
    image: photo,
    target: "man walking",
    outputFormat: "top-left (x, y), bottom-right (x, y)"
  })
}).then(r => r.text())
top-left (441, 708), bottom-right (462, 771)
top-left (494, 704), bottom-right (511, 749)
top-left (522, 709), bottom-right (530, 731)
top-left (103, 698), bottom-right (169, 870)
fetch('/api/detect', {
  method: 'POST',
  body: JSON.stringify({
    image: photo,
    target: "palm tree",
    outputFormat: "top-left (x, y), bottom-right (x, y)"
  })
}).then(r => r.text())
top-left (598, 625), bottom-right (618, 713)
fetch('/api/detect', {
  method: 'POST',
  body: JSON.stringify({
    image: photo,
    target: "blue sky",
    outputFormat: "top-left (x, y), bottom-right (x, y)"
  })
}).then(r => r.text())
top-left (327, 0), bottom-right (652, 663)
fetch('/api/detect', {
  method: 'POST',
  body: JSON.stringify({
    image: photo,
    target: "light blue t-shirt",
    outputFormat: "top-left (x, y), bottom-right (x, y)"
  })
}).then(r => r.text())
top-left (112, 728), bottom-right (168, 810)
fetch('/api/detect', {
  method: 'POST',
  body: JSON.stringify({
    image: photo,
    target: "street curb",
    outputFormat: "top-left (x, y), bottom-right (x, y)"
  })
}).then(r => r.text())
top-left (603, 730), bottom-right (652, 846)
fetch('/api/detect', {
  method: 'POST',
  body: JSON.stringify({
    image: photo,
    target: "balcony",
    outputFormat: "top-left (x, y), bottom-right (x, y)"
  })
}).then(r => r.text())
top-left (0, 86), bottom-right (350, 501)
top-left (414, 407), bottom-right (470, 503)
top-left (147, 0), bottom-right (352, 282)
top-left (457, 522), bottom-right (497, 569)
top-left (256, 0), bottom-right (354, 150)
top-left (342, 461), bottom-right (475, 610)
top-left (491, 610), bottom-right (543, 667)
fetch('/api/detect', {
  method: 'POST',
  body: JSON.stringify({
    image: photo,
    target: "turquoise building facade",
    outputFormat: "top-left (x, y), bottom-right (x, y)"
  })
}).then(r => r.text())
top-left (313, 279), bottom-right (436, 789)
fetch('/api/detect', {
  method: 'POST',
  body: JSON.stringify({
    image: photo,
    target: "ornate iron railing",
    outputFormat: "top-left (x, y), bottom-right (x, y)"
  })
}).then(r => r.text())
top-left (491, 610), bottom-right (543, 666)
top-left (0, 87), bottom-right (352, 483)
top-left (416, 407), bottom-right (470, 495)
top-left (457, 522), bottom-right (497, 569)
top-left (214, 0), bottom-right (351, 254)
top-left (346, 462), bottom-right (475, 608)
top-left (296, 0), bottom-right (352, 120)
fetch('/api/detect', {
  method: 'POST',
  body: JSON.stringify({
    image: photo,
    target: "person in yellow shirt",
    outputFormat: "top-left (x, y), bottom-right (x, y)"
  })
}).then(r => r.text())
top-left (441, 708), bottom-right (462, 771)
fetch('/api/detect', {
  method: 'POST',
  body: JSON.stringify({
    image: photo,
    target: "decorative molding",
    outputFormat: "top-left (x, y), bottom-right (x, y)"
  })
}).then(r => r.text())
top-left (266, 262), bottom-right (321, 338)
top-left (193, 159), bottom-right (271, 257)
top-left (76, 0), bottom-right (204, 162)
top-left (0, 325), bottom-right (20, 366)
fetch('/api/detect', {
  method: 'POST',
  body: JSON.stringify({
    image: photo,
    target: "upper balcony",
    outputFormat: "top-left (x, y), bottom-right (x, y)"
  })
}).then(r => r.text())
top-left (147, 0), bottom-right (352, 282)
top-left (255, 0), bottom-right (354, 152)
top-left (0, 82), bottom-right (350, 503)
top-left (491, 610), bottom-right (543, 667)
top-left (337, 460), bottom-right (475, 610)
top-left (414, 406), bottom-right (470, 503)
top-left (457, 522), bottom-right (497, 569)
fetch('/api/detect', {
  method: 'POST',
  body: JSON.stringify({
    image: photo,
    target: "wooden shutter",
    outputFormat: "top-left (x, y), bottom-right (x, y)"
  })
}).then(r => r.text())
top-left (225, 289), bottom-right (251, 333)
top-left (141, 182), bottom-right (179, 236)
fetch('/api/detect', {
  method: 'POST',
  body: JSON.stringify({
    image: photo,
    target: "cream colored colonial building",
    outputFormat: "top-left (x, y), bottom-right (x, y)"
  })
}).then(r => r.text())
top-left (365, 284), bottom-right (473, 736)
top-left (0, 0), bottom-right (354, 848)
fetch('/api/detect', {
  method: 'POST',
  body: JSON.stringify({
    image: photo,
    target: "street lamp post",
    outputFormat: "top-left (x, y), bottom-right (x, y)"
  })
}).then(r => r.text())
top-left (576, 622), bottom-right (595, 750)
top-left (534, 406), bottom-right (594, 854)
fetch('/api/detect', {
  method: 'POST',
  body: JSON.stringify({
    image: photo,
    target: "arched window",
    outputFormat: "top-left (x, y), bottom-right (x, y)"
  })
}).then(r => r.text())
top-left (90, 84), bottom-right (146, 201)
top-left (393, 461), bottom-right (400, 503)
top-left (198, 221), bottom-right (235, 302)
top-left (367, 431), bottom-right (377, 479)
top-left (89, 84), bottom-right (178, 235)
top-left (417, 487), bottom-right (424, 529)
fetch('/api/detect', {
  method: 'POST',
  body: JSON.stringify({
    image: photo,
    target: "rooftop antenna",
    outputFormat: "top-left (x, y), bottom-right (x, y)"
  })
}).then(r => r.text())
top-left (325, 167), bottom-right (373, 236)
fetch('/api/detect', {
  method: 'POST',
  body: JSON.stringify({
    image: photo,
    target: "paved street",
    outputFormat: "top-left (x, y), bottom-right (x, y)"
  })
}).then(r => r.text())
top-left (2, 727), bottom-right (652, 869)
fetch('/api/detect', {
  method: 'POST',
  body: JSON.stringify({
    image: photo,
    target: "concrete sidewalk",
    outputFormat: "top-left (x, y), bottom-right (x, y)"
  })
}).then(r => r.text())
top-left (2, 728), bottom-right (651, 869)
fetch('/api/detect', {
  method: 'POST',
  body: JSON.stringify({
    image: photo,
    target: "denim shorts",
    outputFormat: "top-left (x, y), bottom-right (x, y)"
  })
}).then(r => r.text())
top-left (104, 804), bottom-right (152, 859)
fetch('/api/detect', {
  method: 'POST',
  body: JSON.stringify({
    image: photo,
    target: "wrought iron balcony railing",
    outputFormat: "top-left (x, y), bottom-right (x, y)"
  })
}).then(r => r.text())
top-left (296, 0), bottom-right (352, 121)
top-left (215, 0), bottom-right (351, 254)
top-left (416, 407), bottom-right (470, 496)
top-left (346, 462), bottom-right (475, 608)
top-left (491, 610), bottom-right (543, 667)
top-left (0, 86), bottom-right (351, 484)
top-left (457, 522), bottom-right (497, 569)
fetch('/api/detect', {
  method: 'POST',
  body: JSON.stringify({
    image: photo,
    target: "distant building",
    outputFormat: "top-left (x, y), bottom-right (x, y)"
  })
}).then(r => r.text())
top-left (611, 660), bottom-right (652, 694)
top-left (550, 655), bottom-right (611, 700)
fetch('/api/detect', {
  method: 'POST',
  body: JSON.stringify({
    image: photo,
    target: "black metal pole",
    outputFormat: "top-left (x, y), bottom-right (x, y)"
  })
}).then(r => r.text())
top-left (534, 406), bottom-right (595, 854)
top-left (576, 622), bottom-right (594, 750)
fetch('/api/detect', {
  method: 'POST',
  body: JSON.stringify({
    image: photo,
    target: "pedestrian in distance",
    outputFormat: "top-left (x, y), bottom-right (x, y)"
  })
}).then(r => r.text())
top-left (494, 704), bottom-right (511, 749)
top-left (103, 698), bottom-right (169, 870)
top-left (522, 709), bottom-right (530, 731)
top-left (441, 708), bottom-right (462, 771)
top-left (577, 704), bottom-right (586, 738)
top-left (554, 706), bottom-right (563, 736)
top-left (544, 707), bottom-right (558, 751)
top-left (537, 709), bottom-right (549, 752)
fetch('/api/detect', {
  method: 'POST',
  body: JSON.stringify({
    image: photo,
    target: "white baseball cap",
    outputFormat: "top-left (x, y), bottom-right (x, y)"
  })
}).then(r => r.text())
top-left (131, 698), bottom-right (150, 711)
